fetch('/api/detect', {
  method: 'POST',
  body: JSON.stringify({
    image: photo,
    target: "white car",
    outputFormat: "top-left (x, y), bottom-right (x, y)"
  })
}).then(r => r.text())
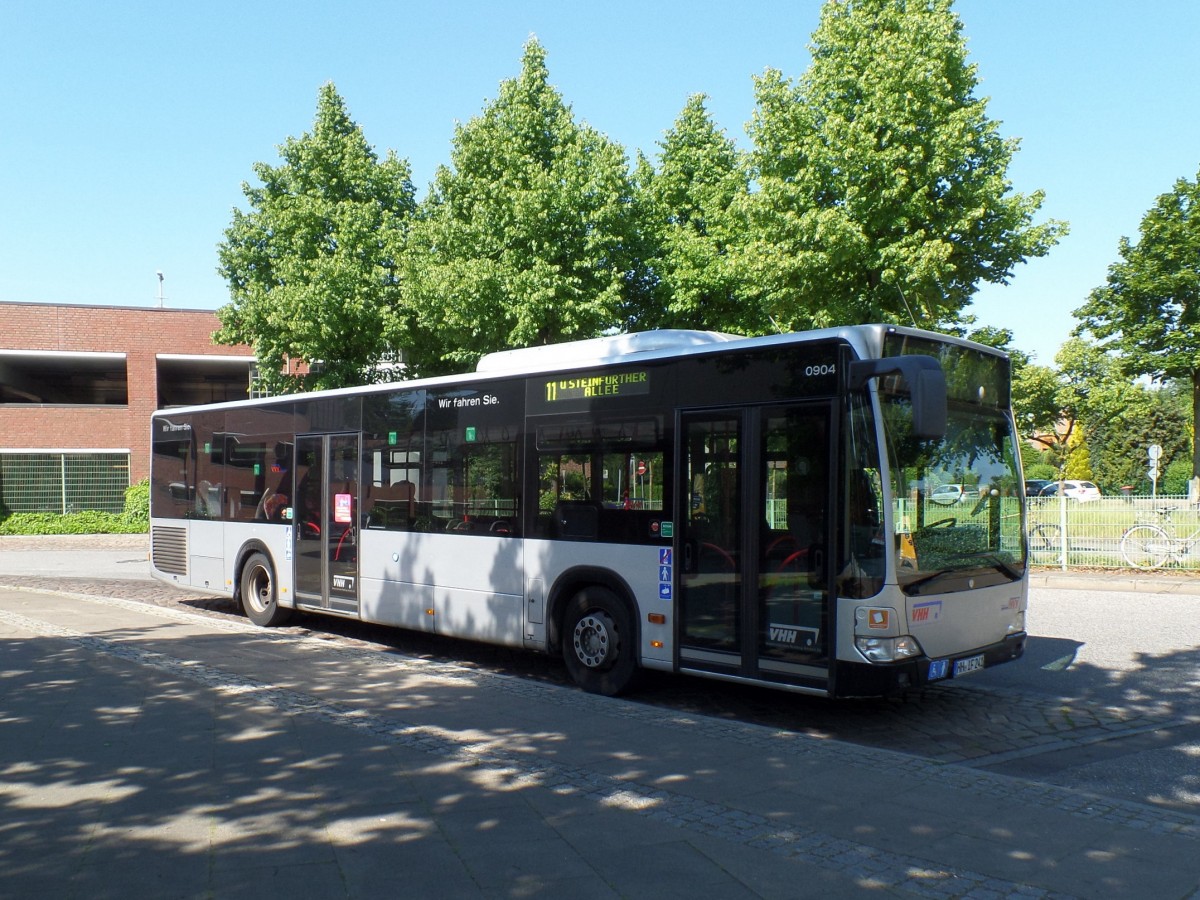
top-left (1038, 480), bottom-right (1102, 502)
top-left (930, 483), bottom-right (967, 504)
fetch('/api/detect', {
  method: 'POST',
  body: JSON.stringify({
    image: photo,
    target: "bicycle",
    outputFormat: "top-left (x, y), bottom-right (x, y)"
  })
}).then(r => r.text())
top-left (1028, 522), bottom-right (1063, 562)
top-left (1120, 506), bottom-right (1200, 569)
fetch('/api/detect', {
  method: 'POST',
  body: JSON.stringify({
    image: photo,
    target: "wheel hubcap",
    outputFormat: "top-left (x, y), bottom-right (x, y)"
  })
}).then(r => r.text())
top-left (249, 568), bottom-right (271, 610)
top-left (573, 612), bottom-right (616, 669)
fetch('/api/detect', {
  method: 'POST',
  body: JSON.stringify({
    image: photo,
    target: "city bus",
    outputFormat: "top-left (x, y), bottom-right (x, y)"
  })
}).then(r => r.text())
top-left (149, 325), bottom-right (1028, 698)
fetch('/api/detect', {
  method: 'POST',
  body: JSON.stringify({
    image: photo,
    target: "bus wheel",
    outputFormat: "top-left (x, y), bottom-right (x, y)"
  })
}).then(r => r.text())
top-left (240, 552), bottom-right (291, 627)
top-left (562, 587), bottom-right (637, 696)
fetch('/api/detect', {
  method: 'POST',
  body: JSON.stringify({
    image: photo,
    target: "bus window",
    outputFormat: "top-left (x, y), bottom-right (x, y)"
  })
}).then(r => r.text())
top-left (362, 389), bottom-right (426, 531)
top-left (601, 452), bottom-right (663, 511)
top-left (538, 453), bottom-right (597, 540)
top-left (838, 395), bottom-right (885, 599)
top-left (531, 415), bottom-right (668, 543)
top-left (220, 436), bottom-right (294, 522)
top-left (190, 410), bottom-right (225, 520)
top-left (541, 453), bottom-right (593, 504)
top-left (426, 385), bottom-right (521, 536)
top-left (223, 406), bottom-right (296, 523)
top-left (362, 446), bottom-right (422, 531)
top-left (151, 419), bottom-right (193, 520)
top-left (428, 425), bottom-right (519, 535)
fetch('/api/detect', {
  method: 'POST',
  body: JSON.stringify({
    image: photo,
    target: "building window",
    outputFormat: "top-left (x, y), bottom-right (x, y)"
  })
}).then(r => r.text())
top-left (0, 351), bottom-right (127, 405)
top-left (155, 354), bottom-right (254, 407)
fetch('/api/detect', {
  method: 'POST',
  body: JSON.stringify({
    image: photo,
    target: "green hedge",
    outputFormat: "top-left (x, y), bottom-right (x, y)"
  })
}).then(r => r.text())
top-left (0, 479), bottom-right (149, 536)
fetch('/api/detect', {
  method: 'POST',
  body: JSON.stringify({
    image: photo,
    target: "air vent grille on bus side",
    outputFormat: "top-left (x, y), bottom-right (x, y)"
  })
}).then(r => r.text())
top-left (151, 526), bottom-right (188, 576)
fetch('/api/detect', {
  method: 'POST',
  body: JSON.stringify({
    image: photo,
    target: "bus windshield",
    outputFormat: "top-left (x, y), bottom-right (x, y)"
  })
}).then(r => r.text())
top-left (877, 337), bottom-right (1025, 595)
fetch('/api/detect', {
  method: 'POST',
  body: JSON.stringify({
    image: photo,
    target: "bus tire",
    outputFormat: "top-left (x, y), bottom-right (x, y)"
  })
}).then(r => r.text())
top-left (561, 586), bottom-right (638, 696)
top-left (240, 551), bottom-right (291, 627)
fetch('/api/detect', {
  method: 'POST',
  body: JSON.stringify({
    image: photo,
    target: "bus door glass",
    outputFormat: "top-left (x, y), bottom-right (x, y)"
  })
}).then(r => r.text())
top-left (294, 433), bottom-right (360, 615)
top-left (679, 413), bottom-right (744, 661)
top-left (678, 405), bottom-right (831, 679)
top-left (758, 405), bottom-right (830, 667)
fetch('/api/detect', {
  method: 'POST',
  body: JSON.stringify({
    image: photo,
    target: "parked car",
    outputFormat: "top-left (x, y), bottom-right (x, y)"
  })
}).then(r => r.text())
top-left (1024, 479), bottom-right (1053, 497)
top-left (1036, 480), bottom-right (1102, 502)
top-left (930, 483), bottom-right (967, 504)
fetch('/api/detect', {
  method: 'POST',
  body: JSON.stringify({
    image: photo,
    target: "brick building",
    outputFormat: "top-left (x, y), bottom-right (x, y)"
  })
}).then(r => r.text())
top-left (0, 301), bottom-right (255, 513)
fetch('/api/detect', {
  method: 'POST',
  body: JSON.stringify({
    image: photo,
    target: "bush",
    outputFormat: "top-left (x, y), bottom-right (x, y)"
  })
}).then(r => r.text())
top-left (120, 479), bottom-right (150, 529)
top-left (0, 479), bottom-right (149, 536)
top-left (1161, 458), bottom-right (1192, 496)
top-left (0, 511), bottom-right (121, 535)
top-left (1024, 462), bottom-right (1058, 481)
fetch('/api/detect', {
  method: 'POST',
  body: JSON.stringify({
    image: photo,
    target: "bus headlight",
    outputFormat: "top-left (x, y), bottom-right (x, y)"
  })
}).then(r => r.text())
top-left (855, 635), bottom-right (923, 663)
top-left (1008, 611), bottom-right (1026, 635)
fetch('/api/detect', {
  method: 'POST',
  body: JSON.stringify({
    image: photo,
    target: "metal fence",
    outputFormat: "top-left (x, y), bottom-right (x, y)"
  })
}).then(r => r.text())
top-left (0, 452), bottom-right (130, 515)
top-left (1027, 493), bottom-right (1200, 571)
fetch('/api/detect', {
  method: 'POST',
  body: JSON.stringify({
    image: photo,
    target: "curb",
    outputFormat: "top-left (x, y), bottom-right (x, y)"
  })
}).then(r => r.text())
top-left (1030, 570), bottom-right (1200, 595)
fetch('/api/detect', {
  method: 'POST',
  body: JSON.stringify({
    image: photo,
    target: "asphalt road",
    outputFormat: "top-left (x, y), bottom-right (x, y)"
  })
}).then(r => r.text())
top-left (1, 534), bottom-right (1197, 820)
top-left (969, 585), bottom-right (1200, 811)
top-left (0, 537), bottom-right (152, 581)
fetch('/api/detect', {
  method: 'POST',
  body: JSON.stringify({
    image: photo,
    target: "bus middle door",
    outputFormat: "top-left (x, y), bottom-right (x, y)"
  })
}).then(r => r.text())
top-left (294, 433), bottom-right (360, 616)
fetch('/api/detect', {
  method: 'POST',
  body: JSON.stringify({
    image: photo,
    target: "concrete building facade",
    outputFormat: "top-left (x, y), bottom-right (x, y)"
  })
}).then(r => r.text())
top-left (0, 301), bottom-right (254, 513)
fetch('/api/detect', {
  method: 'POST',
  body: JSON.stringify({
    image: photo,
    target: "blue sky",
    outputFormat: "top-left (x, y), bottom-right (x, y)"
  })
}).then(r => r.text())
top-left (2, 1), bottom-right (1198, 366)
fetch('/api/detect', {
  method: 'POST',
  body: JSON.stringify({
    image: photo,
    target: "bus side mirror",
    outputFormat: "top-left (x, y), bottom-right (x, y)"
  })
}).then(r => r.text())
top-left (848, 356), bottom-right (948, 440)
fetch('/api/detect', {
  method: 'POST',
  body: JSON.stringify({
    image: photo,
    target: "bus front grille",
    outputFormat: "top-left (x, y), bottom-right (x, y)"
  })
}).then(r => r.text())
top-left (151, 526), bottom-right (188, 576)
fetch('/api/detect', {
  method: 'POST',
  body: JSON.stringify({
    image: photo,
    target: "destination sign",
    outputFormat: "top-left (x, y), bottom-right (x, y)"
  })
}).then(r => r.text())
top-left (544, 370), bottom-right (650, 403)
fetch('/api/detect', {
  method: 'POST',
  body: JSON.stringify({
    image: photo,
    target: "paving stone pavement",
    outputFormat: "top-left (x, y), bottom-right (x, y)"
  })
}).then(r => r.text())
top-left (2, 536), bottom-right (1200, 897)
top-left (0, 596), bottom-right (1197, 895)
top-left (0, 565), bottom-right (1187, 773)
top-left (0, 532), bottom-right (1196, 773)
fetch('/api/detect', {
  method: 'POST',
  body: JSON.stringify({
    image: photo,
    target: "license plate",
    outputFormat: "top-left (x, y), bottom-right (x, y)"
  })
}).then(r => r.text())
top-left (953, 654), bottom-right (985, 677)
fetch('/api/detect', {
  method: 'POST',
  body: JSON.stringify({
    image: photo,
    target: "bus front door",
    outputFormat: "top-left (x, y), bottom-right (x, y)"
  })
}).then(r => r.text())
top-left (294, 433), bottom-right (360, 616)
top-left (678, 405), bottom-right (831, 688)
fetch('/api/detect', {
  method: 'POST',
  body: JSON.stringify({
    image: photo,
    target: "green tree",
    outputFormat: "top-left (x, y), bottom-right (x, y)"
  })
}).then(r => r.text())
top-left (1163, 456), bottom-right (1193, 495)
top-left (1051, 338), bottom-right (1126, 480)
top-left (1062, 435), bottom-right (1093, 482)
top-left (636, 94), bottom-right (753, 332)
top-left (1011, 339), bottom-right (1122, 478)
top-left (216, 83), bottom-right (416, 392)
top-left (742, 0), bottom-right (1065, 332)
top-left (400, 39), bottom-right (644, 375)
top-left (1042, 339), bottom-right (1192, 492)
top-left (1083, 384), bottom-right (1188, 493)
top-left (1011, 362), bottom-right (1065, 464)
top-left (1075, 167), bottom-right (1200, 477)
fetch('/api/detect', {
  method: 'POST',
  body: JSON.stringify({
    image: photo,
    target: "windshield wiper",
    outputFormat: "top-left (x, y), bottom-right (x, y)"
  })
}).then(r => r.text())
top-left (900, 569), bottom-right (957, 594)
top-left (969, 551), bottom-right (1022, 581)
top-left (900, 552), bottom-right (1021, 595)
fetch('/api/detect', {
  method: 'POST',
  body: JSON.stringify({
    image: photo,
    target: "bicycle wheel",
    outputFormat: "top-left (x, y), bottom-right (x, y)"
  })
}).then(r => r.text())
top-left (1029, 524), bottom-right (1062, 562)
top-left (1121, 524), bottom-right (1172, 569)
